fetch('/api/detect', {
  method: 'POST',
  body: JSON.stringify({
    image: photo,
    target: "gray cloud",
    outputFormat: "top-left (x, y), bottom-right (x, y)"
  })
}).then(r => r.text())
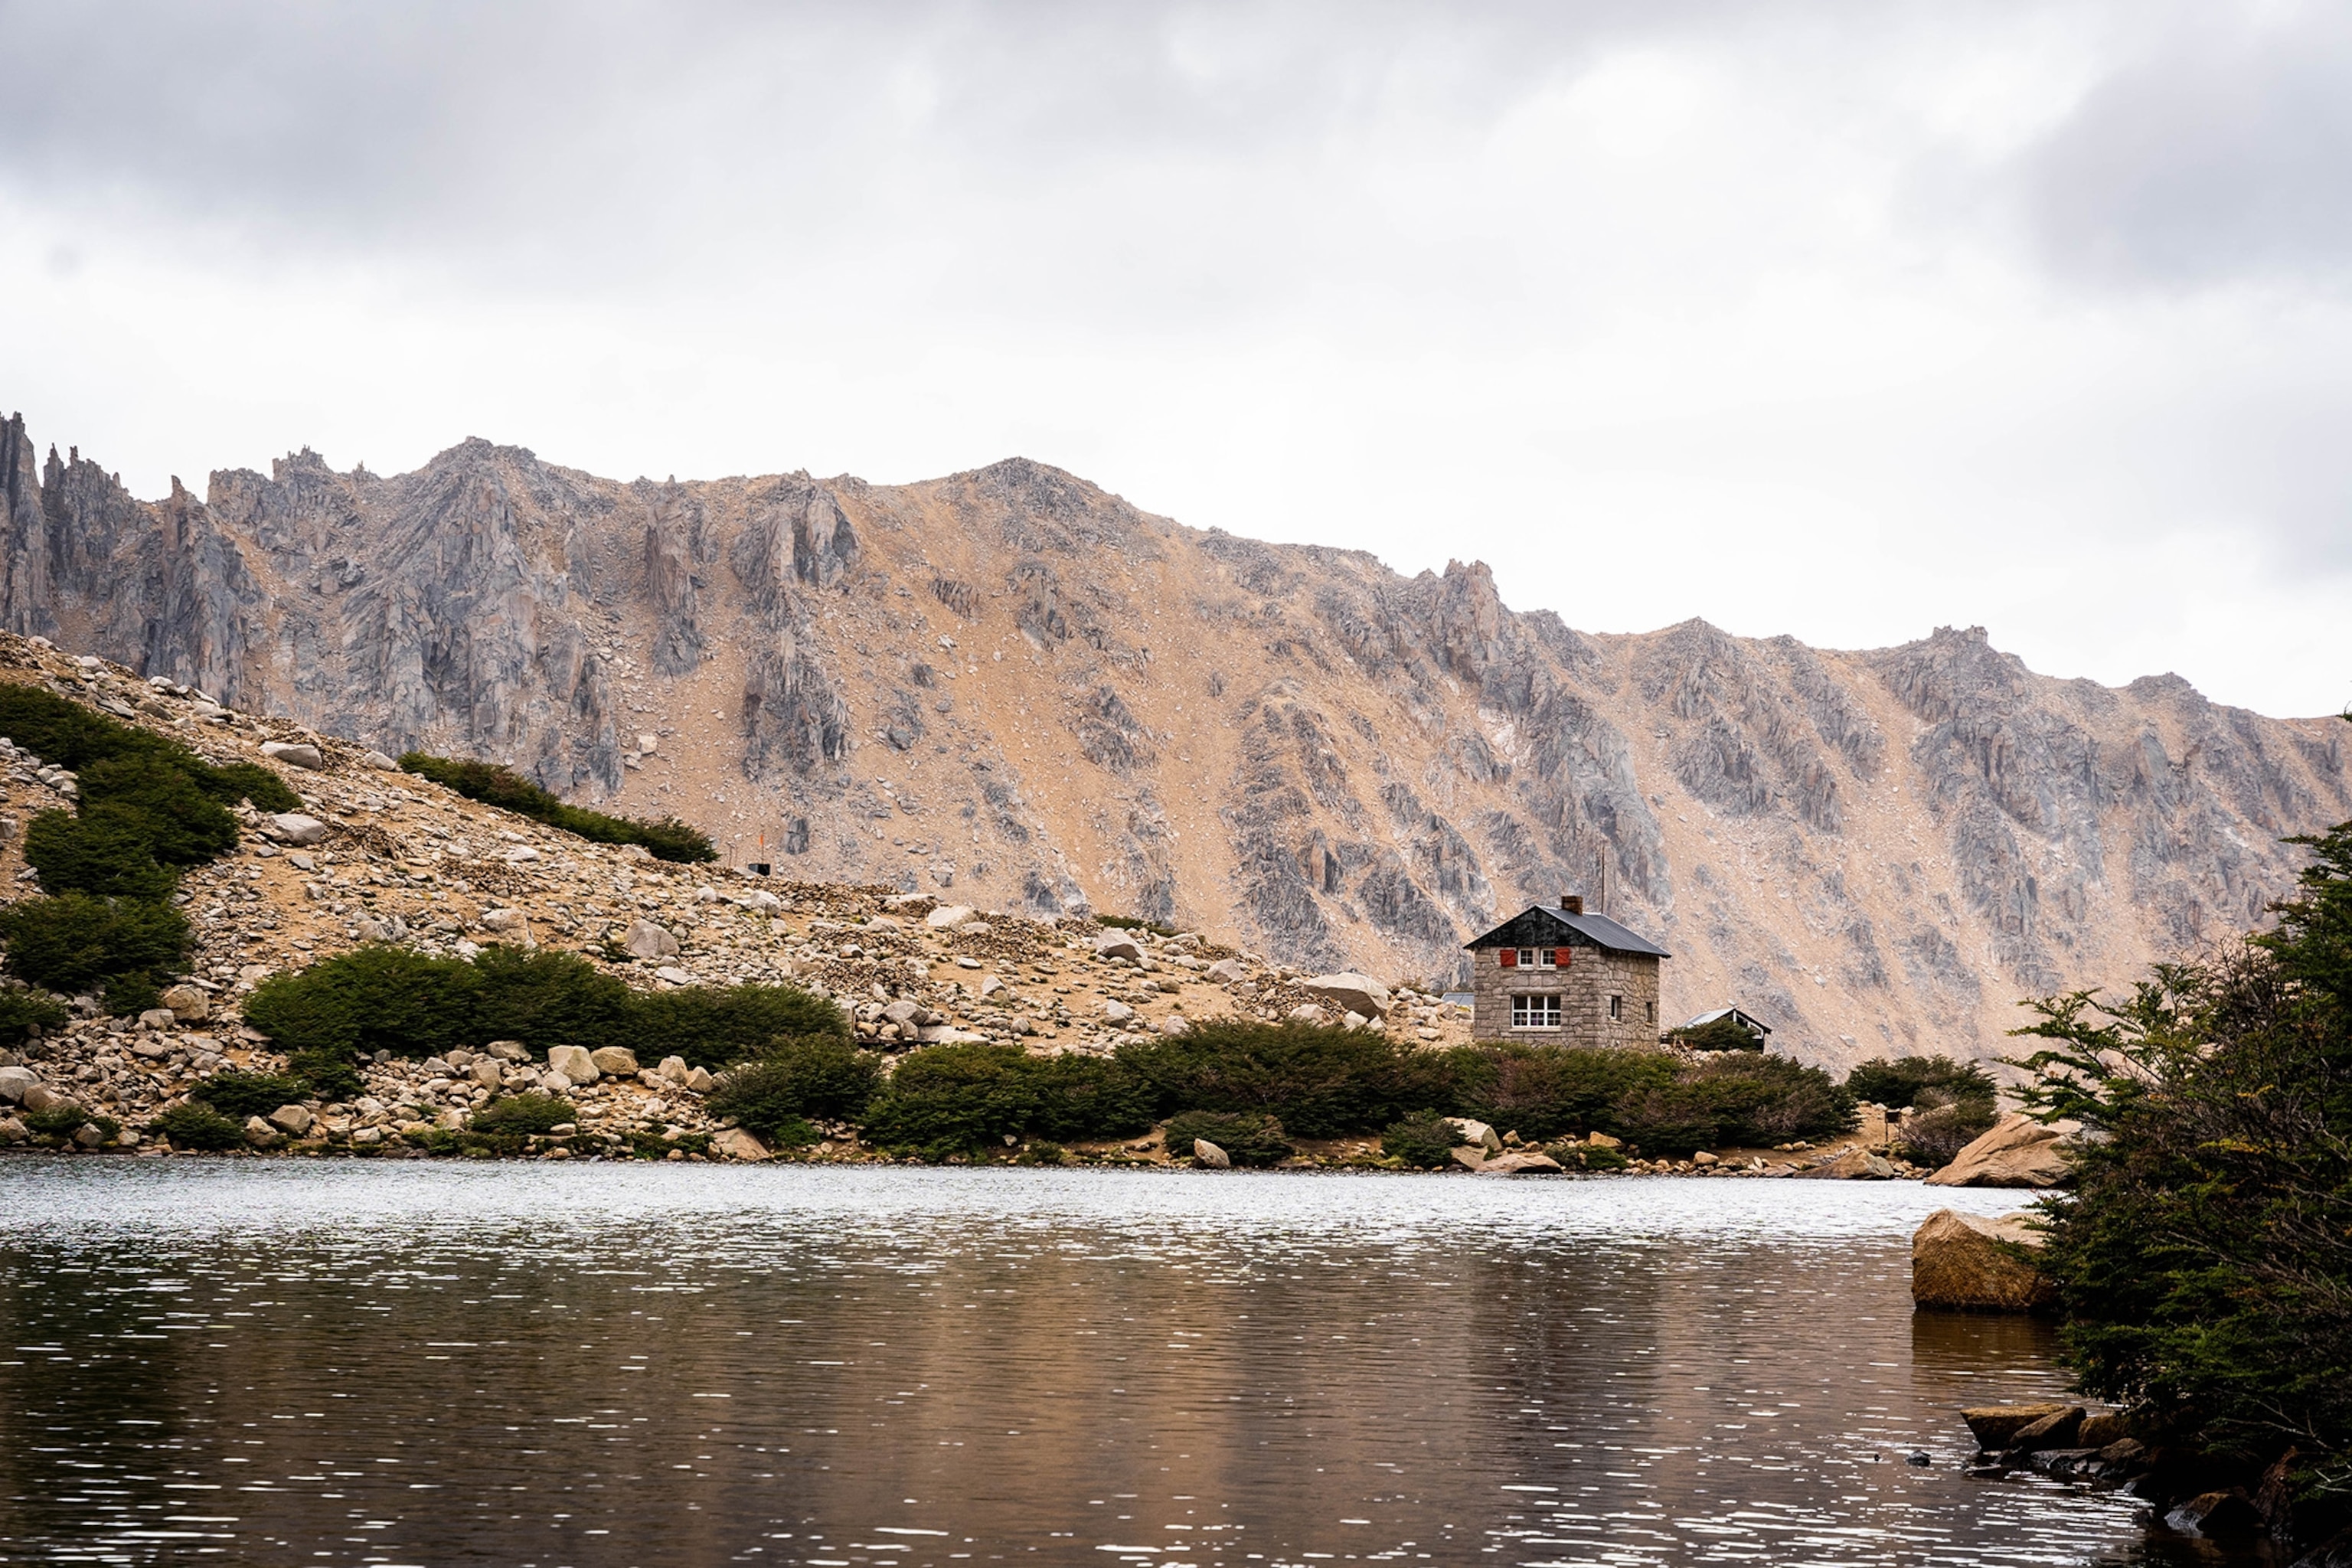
top-left (2013, 6), bottom-right (2352, 288)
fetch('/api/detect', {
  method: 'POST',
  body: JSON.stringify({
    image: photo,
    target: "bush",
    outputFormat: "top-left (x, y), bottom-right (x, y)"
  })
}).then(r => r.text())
top-left (193, 1070), bottom-right (312, 1119)
top-left (1547, 1142), bottom-right (1631, 1173)
top-left (201, 760), bottom-right (302, 812)
top-left (860, 1043), bottom-right (1040, 1155)
top-left (0, 891), bottom-right (191, 1001)
top-left (1896, 1098), bottom-right (1999, 1165)
top-left (706, 1037), bottom-right (883, 1138)
top-left (1022, 1054), bottom-right (1157, 1142)
top-left (1669, 1014), bottom-right (1767, 1051)
top-left (1608, 1054), bottom-right (1854, 1155)
top-left (75, 753), bottom-right (239, 864)
top-left (241, 946), bottom-right (480, 1060)
top-left (1116, 1021), bottom-right (1457, 1137)
top-left (472, 946), bottom-right (632, 1054)
top-left (1846, 1054), bottom-right (1998, 1110)
top-left (24, 1102), bottom-right (90, 1137)
top-left (152, 1102), bottom-right (247, 1151)
top-left (24, 808), bottom-right (177, 899)
top-left (1450, 1044), bottom-right (1673, 1142)
top-left (0, 986), bottom-right (70, 1039)
top-left (1164, 1109), bottom-right (1292, 1167)
top-left (287, 1048), bottom-right (364, 1102)
top-left (2010, 812), bottom-right (2352, 1511)
top-left (399, 752), bottom-right (716, 863)
top-left (1380, 1112), bottom-right (1464, 1169)
top-left (626, 982), bottom-right (849, 1068)
top-left (469, 1092), bottom-right (577, 1135)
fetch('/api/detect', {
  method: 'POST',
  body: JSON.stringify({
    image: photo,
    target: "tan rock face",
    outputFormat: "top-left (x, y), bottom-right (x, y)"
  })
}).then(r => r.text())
top-left (1925, 1114), bottom-right (2076, 1188)
top-left (1912, 1208), bottom-right (2056, 1312)
top-left (5, 410), bottom-right (2346, 1069)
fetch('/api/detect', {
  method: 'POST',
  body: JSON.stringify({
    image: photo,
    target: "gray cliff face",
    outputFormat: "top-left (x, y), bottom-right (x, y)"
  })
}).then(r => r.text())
top-left (3, 408), bottom-right (2344, 1067)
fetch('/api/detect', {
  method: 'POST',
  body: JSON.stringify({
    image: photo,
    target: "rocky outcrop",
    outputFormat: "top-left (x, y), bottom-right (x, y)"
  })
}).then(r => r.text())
top-left (3, 407), bottom-right (2345, 1070)
top-left (1925, 1113), bottom-right (2078, 1187)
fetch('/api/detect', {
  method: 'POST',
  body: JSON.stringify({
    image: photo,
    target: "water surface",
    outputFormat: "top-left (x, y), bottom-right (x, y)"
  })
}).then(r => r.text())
top-left (1, 1164), bottom-right (2172, 1566)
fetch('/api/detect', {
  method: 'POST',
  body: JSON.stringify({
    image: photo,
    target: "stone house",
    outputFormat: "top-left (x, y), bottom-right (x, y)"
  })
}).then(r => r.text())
top-left (1463, 896), bottom-right (1669, 1047)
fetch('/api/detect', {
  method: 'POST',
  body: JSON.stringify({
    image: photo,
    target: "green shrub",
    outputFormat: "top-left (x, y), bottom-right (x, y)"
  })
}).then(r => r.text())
top-left (626, 982), bottom-right (848, 1068)
top-left (76, 753), bottom-right (239, 864)
top-left (1451, 1044), bottom-right (1674, 1142)
top-left (101, 972), bottom-right (164, 1017)
top-left (287, 1048), bottom-right (364, 1102)
top-left (1547, 1142), bottom-right (1631, 1173)
top-left (398, 752), bottom-right (716, 863)
top-left (1021, 1053), bottom-right (1157, 1142)
top-left (0, 891), bottom-right (191, 1000)
top-left (1668, 1014), bottom-right (1768, 1051)
top-left (706, 1037), bottom-right (883, 1138)
top-left (1896, 1098), bottom-right (1999, 1165)
top-left (860, 1043), bottom-right (1040, 1155)
top-left (241, 946), bottom-right (481, 1060)
top-left (1845, 1054), bottom-right (1998, 1110)
top-left (200, 760), bottom-right (302, 812)
top-left (22, 1102), bottom-right (89, 1137)
top-left (24, 808), bottom-right (177, 899)
top-left (1380, 1112), bottom-right (1464, 1169)
top-left (1164, 1109), bottom-right (1292, 1167)
top-left (193, 1070), bottom-right (312, 1119)
top-left (472, 946), bottom-right (632, 1054)
top-left (0, 986), bottom-right (70, 1038)
top-left (469, 1092), bottom-right (577, 1135)
top-left (0, 682), bottom-right (167, 771)
top-left (152, 1102), bottom-right (247, 1151)
top-left (1116, 1021), bottom-right (1457, 1137)
top-left (1610, 1054), bottom-right (1854, 1155)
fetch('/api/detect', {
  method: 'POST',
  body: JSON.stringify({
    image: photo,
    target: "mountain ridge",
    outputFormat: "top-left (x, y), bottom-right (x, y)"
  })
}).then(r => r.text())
top-left (5, 409), bottom-right (2344, 1069)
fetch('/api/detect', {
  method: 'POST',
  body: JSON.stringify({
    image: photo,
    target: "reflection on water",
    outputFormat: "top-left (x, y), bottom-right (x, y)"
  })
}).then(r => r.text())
top-left (1, 1164), bottom-right (2174, 1566)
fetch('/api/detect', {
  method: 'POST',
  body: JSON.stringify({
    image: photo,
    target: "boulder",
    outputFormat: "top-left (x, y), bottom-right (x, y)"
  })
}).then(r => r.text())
top-left (658, 1056), bottom-right (691, 1084)
top-left (623, 918), bottom-right (681, 959)
top-left (1102, 1000), bottom-right (1136, 1024)
top-left (1207, 959), bottom-right (1247, 983)
top-left (1691, 1150), bottom-right (1720, 1167)
top-left (2167, 1491), bottom-right (2261, 1538)
top-left (1449, 1145), bottom-right (1489, 1171)
top-left (1192, 1138), bottom-right (1231, 1170)
top-left (1478, 1151), bottom-right (1564, 1175)
top-left (1794, 1148), bottom-right (1898, 1180)
top-left (1446, 1117), bottom-right (1503, 1153)
top-left (1300, 972), bottom-right (1390, 1018)
top-left (654, 965), bottom-right (694, 985)
top-left (1926, 1113), bottom-right (2076, 1188)
top-left (73, 1122), bottom-right (105, 1148)
top-left (243, 1114), bottom-right (281, 1145)
top-left (546, 1045), bottom-right (600, 1084)
top-left (483, 1039), bottom-right (531, 1062)
top-left (2076, 1411), bottom-right (2129, 1448)
top-left (0, 1116), bottom-right (25, 1144)
top-left (259, 740), bottom-right (325, 769)
top-left (589, 1047), bottom-right (640, 1076)
top-left (361, 749), bottom-right (400, 770)
top-left (883, 998), bottom-right (923, 1027)
top-left (0, 1064), bottom-right (36, 1102)
top-left (1158, 1014), bottom-right (1190, 1036)
top-left (21, 1083), bottom-right (73, 1115)
top-left (267, 812), bottom-right (330, 845)
top-left (139, 1008), bottom-right (178, 1030)
top-left (2007, 1406), bottom-right (2085, 1452)
top-left (469, 1060), bottom-right (502, 1086)
top-left (159, 983), bottom-right (211, 1022)
top-left (1913, 1209), bottom-right (2056, 1312)
top-left (684, 1067), bottom-right (714, 1093)
top-left (1286, 1003), bottom-right (1328, 1024)
top-left (540, 1070), bottom-right (574, 1093)
top-left (711, 1128), bottom-right (771, 1161)
top-left (1094, 934), bottom-right (1144, 962)
top-left (924, 904), bottom-right (978, 928)
top-left (268, 1104), bottom-right (315, 1135)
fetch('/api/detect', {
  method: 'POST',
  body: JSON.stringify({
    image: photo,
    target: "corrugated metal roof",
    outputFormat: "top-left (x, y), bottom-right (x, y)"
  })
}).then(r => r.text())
top-left (1463, 904), bottom-right (1672, 958)
top-left (1681, 1006), bottom-right (1771, 1034)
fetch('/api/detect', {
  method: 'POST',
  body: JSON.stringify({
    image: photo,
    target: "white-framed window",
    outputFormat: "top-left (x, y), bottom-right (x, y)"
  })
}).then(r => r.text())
top-left (1608, 995), bottom-right (1623, 1021)
top-left (1511, 994), bottom-right (1562, 1028)
top-left (1514, 947), bottom-right (1557, 969)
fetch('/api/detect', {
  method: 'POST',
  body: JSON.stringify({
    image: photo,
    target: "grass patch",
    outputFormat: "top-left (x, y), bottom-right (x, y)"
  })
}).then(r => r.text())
top-left (398, 752), bottom-right (714, 863)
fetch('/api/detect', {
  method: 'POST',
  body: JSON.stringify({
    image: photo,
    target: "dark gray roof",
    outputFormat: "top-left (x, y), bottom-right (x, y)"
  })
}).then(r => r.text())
top-left (1465, 904), bottom-right (1671, 959)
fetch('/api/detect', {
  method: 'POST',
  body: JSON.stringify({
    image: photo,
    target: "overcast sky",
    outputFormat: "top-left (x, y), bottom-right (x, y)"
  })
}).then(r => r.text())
top-left (4, 1), bottom-right (2348, 717)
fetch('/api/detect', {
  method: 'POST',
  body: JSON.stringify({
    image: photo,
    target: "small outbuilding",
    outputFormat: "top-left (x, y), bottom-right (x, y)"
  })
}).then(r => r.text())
top-left (1673, 1007), bottom-right (1772, 1050)
top-left (1462, 895), bottom-right (1669, 1047)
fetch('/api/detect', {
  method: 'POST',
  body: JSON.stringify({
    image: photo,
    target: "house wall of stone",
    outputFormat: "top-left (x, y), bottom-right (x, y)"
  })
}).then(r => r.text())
top-left (1469, 946), bottom-right (1662, 1048)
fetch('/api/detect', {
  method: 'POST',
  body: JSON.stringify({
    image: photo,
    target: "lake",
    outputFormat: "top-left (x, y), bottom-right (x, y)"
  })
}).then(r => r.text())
top-left (0, 1164), bottom-right (2183, 1567)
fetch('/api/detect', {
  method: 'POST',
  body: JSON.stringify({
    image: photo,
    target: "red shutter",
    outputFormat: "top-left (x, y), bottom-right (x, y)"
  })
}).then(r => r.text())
top-left (1554, 947), bottom-right (1572, 969)
top-left (1498, 948), bottom-right (1517, 969)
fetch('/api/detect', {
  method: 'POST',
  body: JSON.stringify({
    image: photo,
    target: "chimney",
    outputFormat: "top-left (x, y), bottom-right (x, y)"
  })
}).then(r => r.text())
top-left (1559, 893), bottom-right (1583, 915)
